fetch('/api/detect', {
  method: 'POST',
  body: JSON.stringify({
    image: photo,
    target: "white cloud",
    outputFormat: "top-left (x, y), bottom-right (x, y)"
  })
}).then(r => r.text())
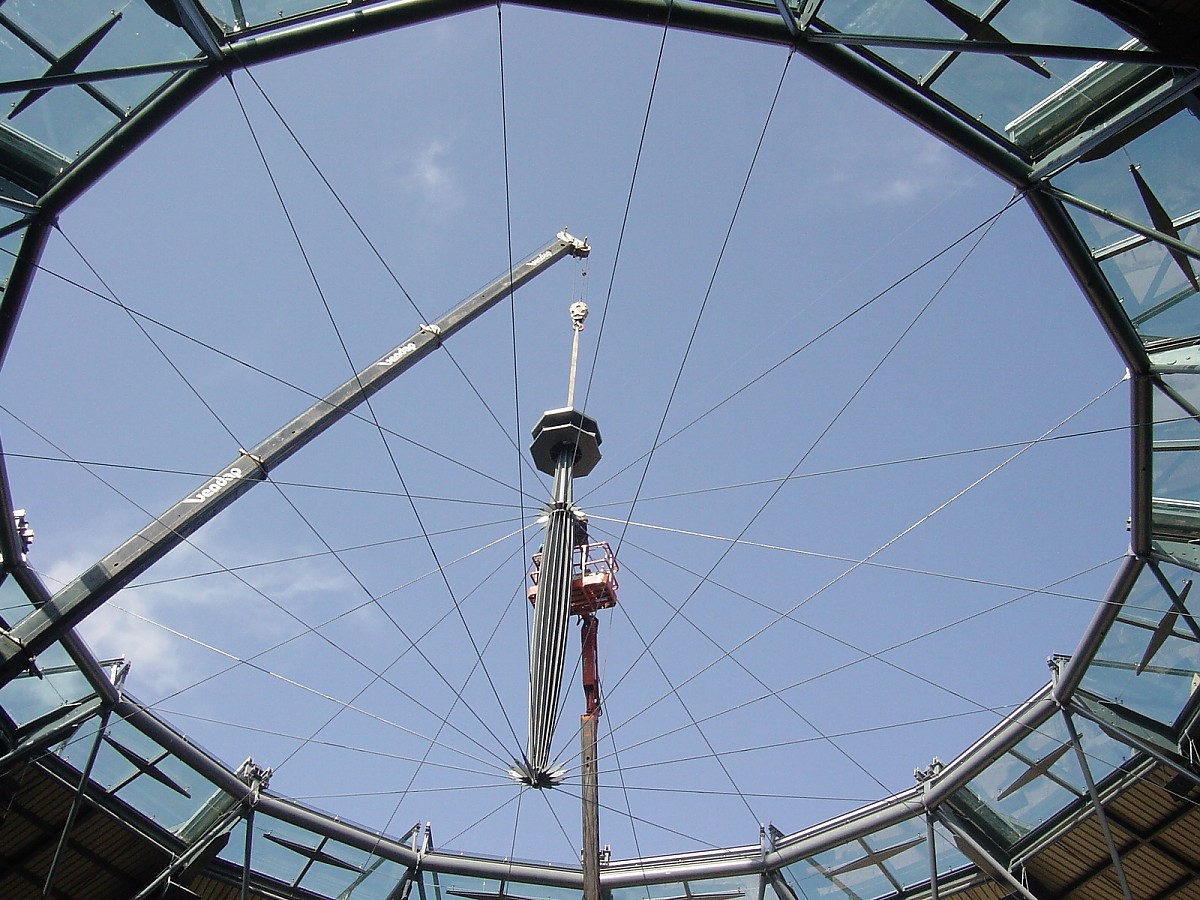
top-left (400, 139), bottom-right (466, 221)
top-left (47, 521), bottom-right (357, 701)
top-left (823, 128), bottom-right (969, 209)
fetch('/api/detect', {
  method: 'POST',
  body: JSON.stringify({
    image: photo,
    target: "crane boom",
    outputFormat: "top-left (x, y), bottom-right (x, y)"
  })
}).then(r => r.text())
top-left (0, 231), bottom-right (591, 684)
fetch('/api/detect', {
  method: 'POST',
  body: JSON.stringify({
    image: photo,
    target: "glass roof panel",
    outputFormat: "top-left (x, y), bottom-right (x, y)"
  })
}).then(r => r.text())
top-left (1153, 538), bottom-right (1200, 573)
top-left (0, 1), bottom-right (198, 175)
top-left (950, 714), bottom-right (1083, 847)
top-left (0, 630), bottom-right (92, 728)
top-left (416, 869), bottom-right (582, 900)
top-left (819, 0), bottom-right (1135, 137)
top-left (815, 0), bottom-right (960, 78)
top-left (0, 81), bottom-right (119, 164)
top-left (292, 833), bottom-right (401, 897)
top-left (83, 714), bottom-right (223, 832)
top-left (612, 875), bottom-right (762, 900)
top-left (220, 813), bottom-right (311, 884)
top-left (219, 812), bottom-right (407, 897)
top-left (778, 816), bottom-right (972, 900)
top-left (1079, 561), bottom-right (1200, 730)
top-left (1152, 377), bottom-right (1200, 505)
top-left (1053, 107), bottom-right (1200, 342)
top-left (0, 20), bottom-right (47, 84)
top-left (302, 851), bottom-right (407, 900)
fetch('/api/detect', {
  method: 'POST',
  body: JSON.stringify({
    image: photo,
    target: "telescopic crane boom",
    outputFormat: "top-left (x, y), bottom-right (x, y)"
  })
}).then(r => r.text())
top-left (0, 231), bottom-right (591, 684)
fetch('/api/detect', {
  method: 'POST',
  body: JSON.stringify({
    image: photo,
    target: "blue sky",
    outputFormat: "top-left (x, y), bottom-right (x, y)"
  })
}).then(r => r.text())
top-left (0, 7), bottom-right (1132, 863)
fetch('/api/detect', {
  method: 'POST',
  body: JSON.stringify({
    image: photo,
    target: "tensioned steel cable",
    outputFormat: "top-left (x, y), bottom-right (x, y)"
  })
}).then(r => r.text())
top-left (594, 196), bottom-right (1023, 713)
top-left (296, 784), bottom-right (516, 800)
top-left (228, 74), bottom-right (525, 756)
top-left (59, 208), bottom-right (523, 766)
top-left (271, 537), bottom-right (528, 777)
top-left (4, 407), bottom-right (1142, 513)
top-left (237, 67), bottom-right (548, 489)
top-left (538, 789), bottom-right (580, 862)
top-left (613, 50), bottom-right (794, 558)
top-left (6, 403), bottom-right (526, 771)
top-left (115, 534), bottom-right (538, 776)
top-left (156, 708), bottom-right (502, 779)
top-left (564, 588), bottom-right (764, 826)
top-left (368, 575), bottom-right (529, 851)
top-left (576, 542), bottom-right (1116, 790)
top-left (579, 491), bottom-right (1122, 761)
top-left (5, 452), bottom-right (526, 511)
top-left (591, 558), bottom-right (1120, 769)
top-left (597, 516), bottom-right (1111, 607)
top-left (56, 227), bottom-right (244, 451)
top-left (590, 419), bottom-right (1133, 508)
top-left (444, 789), bottom-right (523, 848)
top-left (578, 0), bottom-right (675, 414)
top-left (572, 37), bottom-right (793, 877)
top-left (81, 600), bottom-right (507, 773)
top-left (611, 559), bottom-right (892, 794)
top-left (545, 784), bottom-right (720, 849)
top-left (34, 237), bottom-right (512, 761)
top-left (125, 518), bottom-right (520, 588)
top-left (571, 542), bottom-right (1122, 774)
top-left (494, 0), bottom-right (536, 682)
top-left (577, 198), bottom-right (1026, 507)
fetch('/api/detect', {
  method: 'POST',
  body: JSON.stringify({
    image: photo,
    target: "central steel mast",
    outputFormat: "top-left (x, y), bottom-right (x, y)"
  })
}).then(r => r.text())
top-left (513, 301), bottom-right (618, 900)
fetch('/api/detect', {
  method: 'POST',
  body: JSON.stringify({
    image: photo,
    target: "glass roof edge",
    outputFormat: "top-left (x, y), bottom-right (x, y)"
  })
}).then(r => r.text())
top-left (1025, 189), bottom-right (1149, 371)
top-left (37, 67), bottom-right (220, 215)
top-left (1050, 554), bottom-right (1143, 703)
top-left (0, 219), bottom-right (51, 373)
top-left (217, 0), bottom-right (1032, 185)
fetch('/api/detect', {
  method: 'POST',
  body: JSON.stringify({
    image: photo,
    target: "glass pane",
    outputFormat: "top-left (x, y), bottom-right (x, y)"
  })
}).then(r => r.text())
top-left (223, 0), bottom-right (343, 29)
top-left (1152, 538), bottom-right (1200, 573)
top-left (0, 640), bottom-right (92, 727)
top-left (1152, 378), bottom-right (1200, 506)
top-left (1054, 108), bottom-right (1200, 342)
top-left (616, 876), bottom-right (762, 900)
top-left (1079, 561), bottom-right (1200, 730)
top-left (220, 814), bottom-right (310, 884)
top-left (86, 716), bottom-right (218, 832)
top-left (952, 714), bottom-right (1083, 848)
top-left (0, 82), bottom-right (119, 161)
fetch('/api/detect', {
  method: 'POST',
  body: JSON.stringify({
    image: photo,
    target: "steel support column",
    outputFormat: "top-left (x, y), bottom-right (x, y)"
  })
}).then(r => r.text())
top-left (1061, 707), bottom-right (1134, 900)
top-left (241, 806), bottom-right (254, 900)
top-left (933, 809), bottom-right (1041, 900)
top-left (41, 707), bottom-right (110, 900)
top-left (926, 813), bottom-right (939, 900)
